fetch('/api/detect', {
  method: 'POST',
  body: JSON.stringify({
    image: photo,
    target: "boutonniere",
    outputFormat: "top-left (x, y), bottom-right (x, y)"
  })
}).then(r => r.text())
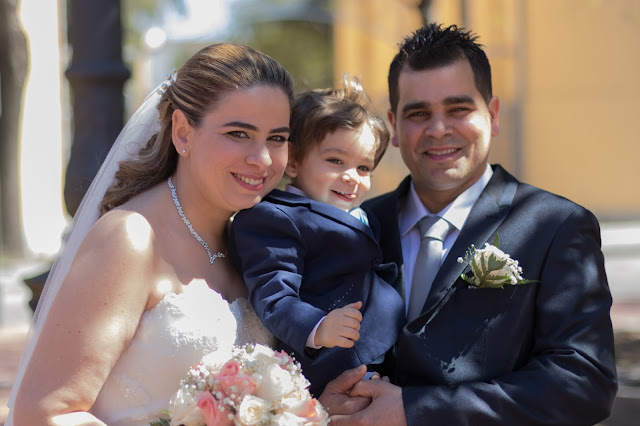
top-left (457, 234), bottom-right (537, 289)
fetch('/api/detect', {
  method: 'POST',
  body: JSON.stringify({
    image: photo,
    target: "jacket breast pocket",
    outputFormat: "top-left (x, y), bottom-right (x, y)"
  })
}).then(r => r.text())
top-left (413, 281), bottom-right (537, 384)
top-left (455, 281), bottom-right (537, 378)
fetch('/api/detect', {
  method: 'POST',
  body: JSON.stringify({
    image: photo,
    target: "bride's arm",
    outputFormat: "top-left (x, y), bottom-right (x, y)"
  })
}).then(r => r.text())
top-left (11, 212), bottom-right (155, 425)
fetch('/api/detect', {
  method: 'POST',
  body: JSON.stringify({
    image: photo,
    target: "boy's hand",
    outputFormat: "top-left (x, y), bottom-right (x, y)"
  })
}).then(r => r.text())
top-left (315, 301), bottom-right (363, 348)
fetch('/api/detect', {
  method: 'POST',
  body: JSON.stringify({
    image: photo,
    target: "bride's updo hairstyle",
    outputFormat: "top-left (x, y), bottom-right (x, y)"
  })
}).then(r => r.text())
top-left (100, 44), bottom-right (294, 214)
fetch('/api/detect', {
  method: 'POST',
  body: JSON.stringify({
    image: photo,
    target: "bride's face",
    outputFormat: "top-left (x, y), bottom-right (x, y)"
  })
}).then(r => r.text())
top-left (185, 85), bottom-right (291, 213)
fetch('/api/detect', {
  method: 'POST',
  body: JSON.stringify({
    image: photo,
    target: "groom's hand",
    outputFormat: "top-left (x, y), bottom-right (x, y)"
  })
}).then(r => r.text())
top-left (318, 365), bottom-right (371, 415)
top-left (315, 301), bottom-right (362, 348)
top-left (330, 378), bottom-right (407, 426)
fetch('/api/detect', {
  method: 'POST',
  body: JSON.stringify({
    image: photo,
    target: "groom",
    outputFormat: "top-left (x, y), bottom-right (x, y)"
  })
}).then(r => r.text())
top-left (323, 23), bottom-right (617, 425)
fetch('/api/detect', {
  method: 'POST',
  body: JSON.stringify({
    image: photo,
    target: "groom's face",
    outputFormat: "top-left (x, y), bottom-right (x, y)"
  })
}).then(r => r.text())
top-left (388, 59), bottom-right (500, 211)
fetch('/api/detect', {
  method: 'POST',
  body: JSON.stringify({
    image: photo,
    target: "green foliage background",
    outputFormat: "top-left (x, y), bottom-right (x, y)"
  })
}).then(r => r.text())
top-left (122, 0), bottom-right (333, 91)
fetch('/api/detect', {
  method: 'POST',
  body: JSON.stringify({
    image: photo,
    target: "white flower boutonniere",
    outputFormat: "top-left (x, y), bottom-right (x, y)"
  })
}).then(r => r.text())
top-left (457, 235), bottom-right (536, 289)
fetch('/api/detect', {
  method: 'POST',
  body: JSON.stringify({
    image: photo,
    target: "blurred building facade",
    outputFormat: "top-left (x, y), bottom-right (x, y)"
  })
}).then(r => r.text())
top-left (10, 0), bottom-right (640, 259)
top-left (333, 0), bottom-right (640, 220)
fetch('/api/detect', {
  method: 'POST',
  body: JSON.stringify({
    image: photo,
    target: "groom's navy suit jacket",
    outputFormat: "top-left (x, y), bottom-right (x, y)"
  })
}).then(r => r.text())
top-left (364, 165), bottom-right (617, 425)
top-left (229, 189), bottom-right (404, 395)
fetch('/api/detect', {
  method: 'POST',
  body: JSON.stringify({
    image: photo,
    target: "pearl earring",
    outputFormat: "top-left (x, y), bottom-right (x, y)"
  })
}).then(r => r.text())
top-left (182, 149), bottom-right (187, 154)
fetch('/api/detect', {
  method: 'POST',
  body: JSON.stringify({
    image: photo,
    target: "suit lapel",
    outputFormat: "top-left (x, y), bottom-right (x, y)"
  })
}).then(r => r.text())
top-left (367, 177), bottom-right (410, 267)
top-left (267, 189), bottom-right (378, 243)
top-left (420, 166), bottom-right (519, 319)
top-left (363, 177), bottom-right (411, 298)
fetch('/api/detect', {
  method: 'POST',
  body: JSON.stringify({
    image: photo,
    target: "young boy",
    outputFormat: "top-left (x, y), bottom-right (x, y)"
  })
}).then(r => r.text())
top-left (229, 75), bottom-right (404, 395)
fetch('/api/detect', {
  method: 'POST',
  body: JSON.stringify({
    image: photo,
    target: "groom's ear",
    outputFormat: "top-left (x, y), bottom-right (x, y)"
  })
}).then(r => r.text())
top-left (488, 96), bottom-right (500, 137)
top-left (172, 110), bottom-right (191, 155)
top-left (387, 109), bottom-right (399, 148)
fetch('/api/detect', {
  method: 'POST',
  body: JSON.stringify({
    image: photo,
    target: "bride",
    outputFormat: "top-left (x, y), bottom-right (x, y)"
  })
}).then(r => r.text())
top-left (8, 43), bottom-right (295, 425)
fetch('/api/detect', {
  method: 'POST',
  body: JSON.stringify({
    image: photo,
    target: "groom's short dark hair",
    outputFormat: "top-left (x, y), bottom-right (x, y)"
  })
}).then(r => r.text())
top-left (388, 23), bottom-right (493, 112)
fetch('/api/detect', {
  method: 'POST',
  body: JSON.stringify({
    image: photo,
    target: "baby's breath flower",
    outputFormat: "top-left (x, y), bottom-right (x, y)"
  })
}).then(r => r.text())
top-left (163, 344), bottom-right (329, 425)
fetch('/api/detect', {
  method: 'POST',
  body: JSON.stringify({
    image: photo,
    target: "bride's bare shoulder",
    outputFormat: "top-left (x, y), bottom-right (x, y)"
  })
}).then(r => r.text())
top-left (86, 184), bottom-right (167, 255)
top-left (76, 186), bottom-right (180, 305)
top-left (88, 209), bottom-right (154, 255)
top-left (76, 190), bottom-right (171, 283)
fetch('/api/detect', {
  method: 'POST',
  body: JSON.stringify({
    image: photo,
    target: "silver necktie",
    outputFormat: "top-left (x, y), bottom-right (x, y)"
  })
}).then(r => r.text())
top-left (407, 216), bottom-right (450, 321)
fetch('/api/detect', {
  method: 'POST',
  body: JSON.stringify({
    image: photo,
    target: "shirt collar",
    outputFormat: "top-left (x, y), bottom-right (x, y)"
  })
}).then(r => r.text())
top-left (285, 184), bottom-right (365, 221)
top-left (399, 164), bottom-right (493, 236)
top-left (285, 184), bottom-right (306, 197)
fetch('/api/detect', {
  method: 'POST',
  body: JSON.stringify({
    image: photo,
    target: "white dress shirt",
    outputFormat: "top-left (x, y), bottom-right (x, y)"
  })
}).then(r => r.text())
top-left (398, 164), bottom-right (493, 313)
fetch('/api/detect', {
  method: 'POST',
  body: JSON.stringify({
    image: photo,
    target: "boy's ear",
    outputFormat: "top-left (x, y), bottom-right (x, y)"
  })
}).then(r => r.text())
top-left (284, 142), bottom-right (298, 178)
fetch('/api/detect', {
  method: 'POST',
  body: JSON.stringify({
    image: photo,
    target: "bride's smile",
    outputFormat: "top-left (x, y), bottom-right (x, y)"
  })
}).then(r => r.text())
top-left (8, 43), bottom-right (295, 426)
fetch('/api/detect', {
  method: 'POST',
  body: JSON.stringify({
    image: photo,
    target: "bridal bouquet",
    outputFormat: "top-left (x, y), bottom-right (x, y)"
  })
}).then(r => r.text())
top-left (153, 344), bottom-right (329, 426)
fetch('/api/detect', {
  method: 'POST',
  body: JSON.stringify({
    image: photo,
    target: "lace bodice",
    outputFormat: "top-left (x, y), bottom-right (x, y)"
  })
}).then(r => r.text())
top-left (90, 281), bottom-right (275, 425)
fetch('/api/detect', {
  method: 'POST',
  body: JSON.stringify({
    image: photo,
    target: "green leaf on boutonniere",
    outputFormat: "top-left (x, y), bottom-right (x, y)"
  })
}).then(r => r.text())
top-left (457, 234), bottom-right (538, 289)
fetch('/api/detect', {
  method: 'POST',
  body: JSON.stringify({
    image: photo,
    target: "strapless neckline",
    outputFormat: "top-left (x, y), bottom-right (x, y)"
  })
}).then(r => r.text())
top-left (90, 280), bottom-right (275, 425)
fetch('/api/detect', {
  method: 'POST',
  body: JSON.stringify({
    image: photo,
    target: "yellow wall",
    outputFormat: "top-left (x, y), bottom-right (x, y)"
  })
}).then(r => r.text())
top-left (522, 0), bottom-right (640, 217)
top-left (333, 0), bottom-right (422, 195)
top-left (333, 0), bottom-right (640, 219)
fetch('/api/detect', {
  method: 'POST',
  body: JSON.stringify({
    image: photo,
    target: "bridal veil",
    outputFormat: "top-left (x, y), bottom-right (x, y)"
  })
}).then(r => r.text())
top-left (7, 76), bottom-right (172, 421)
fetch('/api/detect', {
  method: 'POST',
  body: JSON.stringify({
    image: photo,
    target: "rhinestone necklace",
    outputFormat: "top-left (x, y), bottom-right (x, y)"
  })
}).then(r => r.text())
top-left (168, 176), bottom-right (227, 264)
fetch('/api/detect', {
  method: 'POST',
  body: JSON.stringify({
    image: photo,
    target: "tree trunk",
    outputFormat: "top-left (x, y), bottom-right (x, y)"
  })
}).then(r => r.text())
top-left (0, 0), bottom-right (29, 257)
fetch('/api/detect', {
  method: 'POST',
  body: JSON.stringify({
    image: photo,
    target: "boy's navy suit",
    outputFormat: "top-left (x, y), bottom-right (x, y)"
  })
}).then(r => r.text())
top-left (229, 189), bottom-right (404, 395)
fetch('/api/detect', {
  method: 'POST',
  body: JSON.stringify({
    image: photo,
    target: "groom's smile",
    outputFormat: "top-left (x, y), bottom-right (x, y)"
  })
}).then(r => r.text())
top-left (389, 59), bottom-right (499, 211)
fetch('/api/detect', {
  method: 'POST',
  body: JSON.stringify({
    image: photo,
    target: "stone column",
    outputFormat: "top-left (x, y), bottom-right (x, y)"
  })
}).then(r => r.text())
top-left (63, 0), bottom-right (130, 216)
top-left (24, 0), bottom-right (130, 312)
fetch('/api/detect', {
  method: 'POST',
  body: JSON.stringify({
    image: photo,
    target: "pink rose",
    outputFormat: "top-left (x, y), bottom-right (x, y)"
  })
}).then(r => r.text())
top-left (283, 397), bottom-right (316, 417)
top-left (274, 350), bottom-right (292, 365)
top-left (196, 392), bottom-right (233, 426)
top-left (302, 399), bottom-right (329, 423)
top-left (219, 360), bottom-right (240, 376)
top-left (298, 399), bottom-right (318, 418)
top-left (281, 397), bottom-right (329, 423)
top-left (218, 373), bottom-right (257, 398)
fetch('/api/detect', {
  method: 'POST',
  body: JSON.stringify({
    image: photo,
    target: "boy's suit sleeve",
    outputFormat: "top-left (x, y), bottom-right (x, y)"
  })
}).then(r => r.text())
top-left (229, 202), bottom-right (327, 356)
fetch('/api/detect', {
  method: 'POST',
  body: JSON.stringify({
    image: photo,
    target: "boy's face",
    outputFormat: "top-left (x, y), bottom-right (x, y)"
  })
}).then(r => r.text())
top-left (287, 125), bottom-right (376, 211)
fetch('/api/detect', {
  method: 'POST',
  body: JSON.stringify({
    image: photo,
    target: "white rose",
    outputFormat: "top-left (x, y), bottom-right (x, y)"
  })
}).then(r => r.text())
top-left (168, 388), bottom-right (206, 426)
top-left (271, 411), bottom-right (307, 426)
top-left (201, 348), bottom-right (232, 371)
top-left (256, 363), bottom-right (295, 401)
top-left (280, 393), bottom-right (312, 416)
top-left (235, 395), bottom-right (270, 425)
top-left (247, 344), bottom-right (276, 364)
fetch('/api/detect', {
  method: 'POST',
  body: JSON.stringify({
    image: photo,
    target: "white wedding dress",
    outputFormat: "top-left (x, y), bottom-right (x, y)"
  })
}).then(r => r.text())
top-left (90, 280), bottom-right (276, 425)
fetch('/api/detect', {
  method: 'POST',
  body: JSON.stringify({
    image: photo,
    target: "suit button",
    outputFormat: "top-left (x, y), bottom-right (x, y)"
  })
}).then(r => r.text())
top-left (372, 258), bottom-right (381, 267)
